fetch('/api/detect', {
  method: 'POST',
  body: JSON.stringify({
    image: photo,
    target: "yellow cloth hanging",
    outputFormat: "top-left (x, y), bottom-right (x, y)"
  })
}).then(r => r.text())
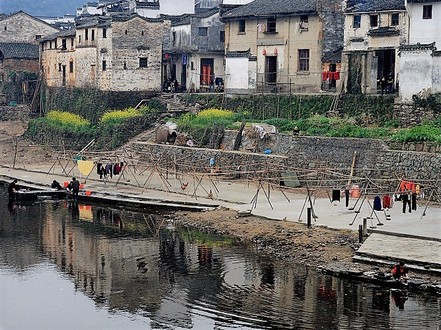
top-left (77, 160), bottom-right (94, 176)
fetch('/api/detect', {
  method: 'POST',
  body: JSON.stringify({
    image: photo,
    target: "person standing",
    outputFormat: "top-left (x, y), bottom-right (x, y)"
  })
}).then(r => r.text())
top-left (69, 177), bottom-right (80, 201)
top-left (7, 179), bottom-right (18, 200)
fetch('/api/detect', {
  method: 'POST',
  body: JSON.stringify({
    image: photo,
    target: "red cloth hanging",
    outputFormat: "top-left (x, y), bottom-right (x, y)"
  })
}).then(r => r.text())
top-left (383, 195), bottom-right (391, 209)
top-left (334, 71), bottom-right (340, 80)
top-left (322, 71), bottom-right (329, 81)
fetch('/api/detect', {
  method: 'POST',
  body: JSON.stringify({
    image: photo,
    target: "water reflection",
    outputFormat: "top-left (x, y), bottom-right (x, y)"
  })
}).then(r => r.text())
top-left (0, 185), bottom-right (439, 329)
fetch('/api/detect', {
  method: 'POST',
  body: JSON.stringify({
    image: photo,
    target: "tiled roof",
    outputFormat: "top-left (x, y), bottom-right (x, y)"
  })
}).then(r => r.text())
top-left (346, 0), bottom-right (405, 13)
top-left (221, 0), bottom-right (317, 19)
top-left (406, 0), bottom-right (441, 3)
top-left (367, 27), bottom-right (400, 37)
top-left (40, 29), bottom-right (76, 42)
top-left (0, 42), bottom-right (39, 59)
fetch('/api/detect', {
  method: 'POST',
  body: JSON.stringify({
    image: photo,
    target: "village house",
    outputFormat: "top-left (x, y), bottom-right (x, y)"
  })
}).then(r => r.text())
top-left (398, 0), bottom-right (441, 102)
top-left (0, 11), bottom-right (59, 44)
top-left (342, 0), bottom-right (407, 95)
top-left (0, 11), bottom-right (59, 105)
top-left (220, 0), bottom-right (345, 94)
top-left (40, 14), bottom-right (170, 92)
top-left (164, 8), bottom-right (225, 92)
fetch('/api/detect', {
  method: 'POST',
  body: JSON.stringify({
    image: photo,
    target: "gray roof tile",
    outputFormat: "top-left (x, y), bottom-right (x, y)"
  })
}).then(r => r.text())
top-left (0, 42), bottom-right (39, 59)
top-left (346, 0), bottom-right (405, 13)
top-left (222, 0), bottom-right (317, 19)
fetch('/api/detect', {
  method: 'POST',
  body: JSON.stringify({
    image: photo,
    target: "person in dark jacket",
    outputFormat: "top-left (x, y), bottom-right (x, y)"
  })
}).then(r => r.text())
top-left (51, 180), bottom-right (63, 190)
top-left (7, 179), bottom-right (18, 200)
top-left (68, 177), bottom-right (80, 200)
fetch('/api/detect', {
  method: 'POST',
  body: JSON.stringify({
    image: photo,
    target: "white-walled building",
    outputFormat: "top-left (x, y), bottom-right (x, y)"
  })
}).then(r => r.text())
top-left (129, 0), bottom-right (195, 18)
top-left (398, 0), bottom-right (441, 102)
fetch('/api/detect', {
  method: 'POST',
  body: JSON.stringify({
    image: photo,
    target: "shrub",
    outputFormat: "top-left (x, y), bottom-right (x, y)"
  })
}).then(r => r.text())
top-left (392, 124), bottom-right (441, 143)
top-left (46, 110), bottom-right (91, 132)
top-left (100, 107), bottom-right (143, 127)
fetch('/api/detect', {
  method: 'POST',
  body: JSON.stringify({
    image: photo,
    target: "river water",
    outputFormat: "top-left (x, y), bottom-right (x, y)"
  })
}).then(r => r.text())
top-left (0, 186), bottom-right (439, 330)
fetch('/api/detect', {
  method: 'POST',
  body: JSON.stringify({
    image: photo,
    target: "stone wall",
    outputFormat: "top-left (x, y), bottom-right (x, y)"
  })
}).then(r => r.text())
top-left (132, 134), bottom-right (441, 197)
top-left (131, 141), bottom-right (289, 180)
top-left (0, 106), bottom-right (28, 121)
top-left (393, 103), bottom-right (436, 127)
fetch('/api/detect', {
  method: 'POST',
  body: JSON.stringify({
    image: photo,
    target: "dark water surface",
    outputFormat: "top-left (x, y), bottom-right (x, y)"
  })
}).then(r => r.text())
top-left (0, 186), bottom-right (439, 330)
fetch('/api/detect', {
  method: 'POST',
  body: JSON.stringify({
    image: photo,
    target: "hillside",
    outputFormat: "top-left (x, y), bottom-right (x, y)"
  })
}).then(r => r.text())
top-left (0, 0), bottom-right (84, 16)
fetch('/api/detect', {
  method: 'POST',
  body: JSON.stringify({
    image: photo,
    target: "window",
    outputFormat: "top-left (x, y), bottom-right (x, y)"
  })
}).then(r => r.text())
top-left (391, 13), bottom-right (399, 26)
top-left (139, 57), bottom-right (148, 68)
top-left (55, 40), bottom-right (57, 49)
top-left (102, 60), bottom-right (106, 71)
top-left (85, 29), bottom-right (89, 41)
top-left (353, 15), bottom-right (361, 28)
top-left (267, 17), bottom-right (277, 33)
top-left (35, 35), bottom-right (42, 40)
top-left (220, 30), bottom-right (225, 42)
top-left (238, 20), bottom-right (245, 33)
top-left (423, 5), bottom-right (432, 19)
top-left (71, 38), bottom-right (74, 48)
top-left (58, 63), bottom-right (62, 72)
top-left (103, 28), bottom-right (107, 38)
top-left (191, 61), bottom-right (194, 70)
top-left (78, 35), bottom-right (82, 43)
top-left (298, 49), bottom-right (309, 71)
top-left (69, 61), bottom-right (74, 73)
top-left (172, 31), bottom-right (176, 45)
top-left (125, 30), bottom-right (128, 35)
top-left (370, 15), bottom-right (378, 27)
top-left (198, 27), bottom-right (208, 37)
top-left (61, 39), bottom-right (67, 50)
top-left (91, 29), bottom-right (95, 41)
top-left (300, 15), bottom-right (309, 30)
top-left (123, 61), bottom-right (127, 70)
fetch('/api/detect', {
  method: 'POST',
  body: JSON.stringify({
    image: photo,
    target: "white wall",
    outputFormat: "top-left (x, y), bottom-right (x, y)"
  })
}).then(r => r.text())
top-left (407, 2), bottom-right (441, 46)
top-left (399, 48), bottom-right (433, 102)
top-left (135, 0), bottom-right (195, 18)
top-left (222, 0), bottom-right (253, 5)
top-left (225, 57), bottom-right (249, 92)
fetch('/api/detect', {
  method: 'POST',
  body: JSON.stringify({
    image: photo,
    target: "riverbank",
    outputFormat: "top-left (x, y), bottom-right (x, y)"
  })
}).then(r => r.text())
top-left (174, 208), bottom-right (441, 290)
top-left (1, 120), bottom-right (440, 293)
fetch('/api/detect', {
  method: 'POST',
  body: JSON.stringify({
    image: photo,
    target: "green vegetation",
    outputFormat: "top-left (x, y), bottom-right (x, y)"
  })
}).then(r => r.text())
top-left (27, 90), bottom-right (440, 150)
top-left (392, 124), bottom-right (441, 143)
top-left (27, 105), bottom-right (159, 150)
top-left (45, 110), bottom-right (91, 132)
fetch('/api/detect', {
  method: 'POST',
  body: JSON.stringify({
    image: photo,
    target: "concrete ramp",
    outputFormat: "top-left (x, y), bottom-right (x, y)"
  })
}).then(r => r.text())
top-left (354, 232), bottom-right (441, 274)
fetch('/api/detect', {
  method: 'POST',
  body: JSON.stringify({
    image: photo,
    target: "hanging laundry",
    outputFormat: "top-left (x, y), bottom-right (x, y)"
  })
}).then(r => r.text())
top-left (113, 163), bottom-right (121, 175)
top-left (332, 189), bottom-right (340, 202)
top-left (77, 160), bottom-right (94, 176)
top-left (383, 195), bottom-right (391, 209)
top-left (105, 164), bottom-right (113, 178)
top-left (373, 195), bottom-right (382, 211)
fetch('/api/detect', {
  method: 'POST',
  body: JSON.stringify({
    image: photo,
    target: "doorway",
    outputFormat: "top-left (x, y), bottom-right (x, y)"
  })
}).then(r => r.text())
top-left (265, 56), bottom-right (277, 84)
top-left (200, 58), bottom-right (214, 87)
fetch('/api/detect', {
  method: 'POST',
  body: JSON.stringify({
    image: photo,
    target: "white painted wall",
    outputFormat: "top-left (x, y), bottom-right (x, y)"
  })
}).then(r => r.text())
top-left (222, 0), bottom-right (253, 5)
top-left (134, 0), bottom-right (195, 18)
top-left (407, 2), bottom-right (441, 46)
top-left (399, 48), bottom-right (433, 102)
top-left (225, 57), bottom-right (249, 92)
